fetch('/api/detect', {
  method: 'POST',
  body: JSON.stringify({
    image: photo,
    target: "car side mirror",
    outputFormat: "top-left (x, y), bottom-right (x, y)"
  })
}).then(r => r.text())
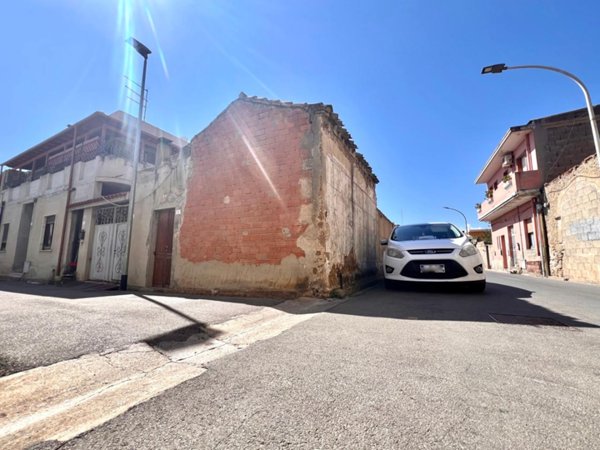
top-left (380, 239), bottom-right (388, 246)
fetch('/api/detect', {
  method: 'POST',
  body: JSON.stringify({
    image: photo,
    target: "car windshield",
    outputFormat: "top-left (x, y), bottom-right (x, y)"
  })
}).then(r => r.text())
top-left (391, 223), bottom-right (463, 242)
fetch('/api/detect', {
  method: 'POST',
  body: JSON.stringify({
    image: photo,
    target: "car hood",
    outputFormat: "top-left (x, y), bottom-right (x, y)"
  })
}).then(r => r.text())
top-left (388, 236), bottom-right (468, 250)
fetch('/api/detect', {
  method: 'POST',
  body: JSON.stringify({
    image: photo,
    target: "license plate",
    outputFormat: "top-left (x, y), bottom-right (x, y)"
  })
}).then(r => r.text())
top-left (420, 264), bottom-right (445, 273)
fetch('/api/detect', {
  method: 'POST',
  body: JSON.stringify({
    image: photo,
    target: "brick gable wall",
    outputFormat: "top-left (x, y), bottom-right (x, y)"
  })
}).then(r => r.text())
top-left (180, 101), bottom-right (312, 266)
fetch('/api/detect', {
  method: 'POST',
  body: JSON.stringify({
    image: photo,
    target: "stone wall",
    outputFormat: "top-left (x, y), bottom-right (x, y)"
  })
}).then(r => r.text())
top-left (545, 155), bottom-right (600, 283)
top-left (534, 107), bottom-right (600, 182)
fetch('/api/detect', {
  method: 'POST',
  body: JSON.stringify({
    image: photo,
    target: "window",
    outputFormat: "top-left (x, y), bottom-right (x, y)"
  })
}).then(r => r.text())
top-left (143, 145), bottom-right (156, 165)
top-left (521, 154), bottom-right (529, 171)
top-left (525, 218), bottom-right (535, 250)
top-left (0, 224), bottom-right (8, 251)
top-left (391, 223), bottom-right (462, 242)
top-left (42, 215), bottom-right (55, 250)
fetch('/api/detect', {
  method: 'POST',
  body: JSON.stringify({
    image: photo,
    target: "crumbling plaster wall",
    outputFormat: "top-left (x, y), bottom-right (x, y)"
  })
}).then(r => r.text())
top-left (377, 210), bottom-right (394, 276)
top-left (173, 99), bottom-right (323, 296)
top-left (320, 120), bottom-right (378, 291)
top-left (127, 147), bottom-right (189, 288)
top-left (545, 155), bottom-right (600, 283)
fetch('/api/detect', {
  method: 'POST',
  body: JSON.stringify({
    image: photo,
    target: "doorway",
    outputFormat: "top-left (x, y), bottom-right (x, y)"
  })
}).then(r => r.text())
top-left (500, 235), bottom-right (508, 269)
top-left (508, 225), bottom-right (518, 268)
top-left (90, 206), bottom-right (128, 282)
top-left (64, 210), bottom-right (84, 277)
top-left (13, 203), bottom-right (34, 272)
top-left (152, 208), bottom-right (175, 287)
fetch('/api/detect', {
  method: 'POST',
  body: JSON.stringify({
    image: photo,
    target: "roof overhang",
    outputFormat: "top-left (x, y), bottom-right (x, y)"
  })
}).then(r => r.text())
top-left (478, 189), bottom-right (539, 222)
top-left (475, 125), bottom-right (531, 184)
top-left (3, 111), bottom-right (188, 169)
top-left (3, 112), bottom-right (110, 168)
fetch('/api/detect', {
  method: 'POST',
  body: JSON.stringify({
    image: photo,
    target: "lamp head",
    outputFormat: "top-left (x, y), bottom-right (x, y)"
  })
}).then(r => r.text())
top-left (127, 37), bottom-right (151, 58)
top-left (481, 64), bottom-right (507, 75)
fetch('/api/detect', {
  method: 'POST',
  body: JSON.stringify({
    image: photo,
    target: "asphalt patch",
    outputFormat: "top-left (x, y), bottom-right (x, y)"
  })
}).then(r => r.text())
top-left (488, 313), bottom-right (572, 328)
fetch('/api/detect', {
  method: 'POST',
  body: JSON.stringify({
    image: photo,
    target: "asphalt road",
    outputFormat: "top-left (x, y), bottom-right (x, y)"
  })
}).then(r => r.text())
top-left (50, 272), bottom-right (600, 450)
top-left (0, 281), bottom-right (285, 377)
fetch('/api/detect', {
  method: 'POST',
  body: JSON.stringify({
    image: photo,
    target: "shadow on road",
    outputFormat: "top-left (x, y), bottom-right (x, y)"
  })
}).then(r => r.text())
top-left (1, 278), bottom-right (597, 332)
top-left (329, 281), bottom-right (599, 329)
top-left (135, 294), bottom-right (222, 353)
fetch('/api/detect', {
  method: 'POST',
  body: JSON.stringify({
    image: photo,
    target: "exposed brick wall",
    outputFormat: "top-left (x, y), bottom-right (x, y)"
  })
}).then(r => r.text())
top-left (545, 155), bottom-right (600, 283)
top-left (534, 107), bottom-right (600, 182)
top-left (180, 100), bottom-right (313, 266)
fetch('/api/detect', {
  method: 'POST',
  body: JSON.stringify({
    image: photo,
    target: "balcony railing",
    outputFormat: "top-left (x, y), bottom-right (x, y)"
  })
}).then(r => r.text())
top-left (477, 170), bottom-right (542, 220)
top-left (4, 137), bottom-right (134, 190)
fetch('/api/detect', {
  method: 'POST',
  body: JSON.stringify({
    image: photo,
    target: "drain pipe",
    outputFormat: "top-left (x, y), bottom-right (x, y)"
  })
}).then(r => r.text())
top-left (56, 124), bottom-right (78, 280)
top-left (536, 192), bottom-right (550, 277)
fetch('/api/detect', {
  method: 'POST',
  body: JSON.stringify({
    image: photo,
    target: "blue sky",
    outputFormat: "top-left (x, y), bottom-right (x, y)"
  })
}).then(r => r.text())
top-left (2, 0), bottom-right (599, 229)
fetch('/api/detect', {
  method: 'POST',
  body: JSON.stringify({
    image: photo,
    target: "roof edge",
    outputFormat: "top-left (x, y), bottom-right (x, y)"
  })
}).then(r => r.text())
top-left (474, 124), bottom-right (530, 184)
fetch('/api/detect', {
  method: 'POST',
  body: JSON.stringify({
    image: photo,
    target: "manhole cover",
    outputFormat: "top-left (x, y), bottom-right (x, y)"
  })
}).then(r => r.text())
top-left (488, 313), bottom-right (570, 327)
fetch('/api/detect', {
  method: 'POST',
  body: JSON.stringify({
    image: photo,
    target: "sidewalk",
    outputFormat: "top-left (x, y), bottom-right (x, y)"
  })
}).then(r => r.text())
top-left (0, 279), bottom-right (321, 376)
top-left (0, 280), bottom-right (342, 449)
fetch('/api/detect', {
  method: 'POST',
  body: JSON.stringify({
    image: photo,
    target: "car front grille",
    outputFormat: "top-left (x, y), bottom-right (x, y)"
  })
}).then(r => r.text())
top-left (400, 259), bottom-right (468, 279)
top-left (407, 248), bottom-right (454, 255)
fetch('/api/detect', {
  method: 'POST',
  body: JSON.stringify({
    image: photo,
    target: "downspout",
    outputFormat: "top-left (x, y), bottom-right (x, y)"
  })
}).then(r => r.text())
top-left (536, 190), bottom-right (550, 277)
top-left (56, 124), bottom-right (78, 279)
top-left (516, 204), bottom-right (526, 268)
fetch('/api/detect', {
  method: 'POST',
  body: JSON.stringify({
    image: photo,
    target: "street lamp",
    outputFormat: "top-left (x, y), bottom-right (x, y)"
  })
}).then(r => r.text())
top-left (481, 63), bottom-right (600, 168)
top-left (121, 37), bottom-right (151, 291)
top-left (443, 206), bottom-right (468, 234)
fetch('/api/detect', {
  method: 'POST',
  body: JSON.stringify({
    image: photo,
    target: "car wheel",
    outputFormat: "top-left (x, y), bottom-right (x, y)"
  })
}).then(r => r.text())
top-left (469, 280), bottom-right (486, 293)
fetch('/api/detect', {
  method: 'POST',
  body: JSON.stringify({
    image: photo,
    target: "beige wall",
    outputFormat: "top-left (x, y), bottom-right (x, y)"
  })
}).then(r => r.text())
top-left (545, 155), bottom-right (600, 283)
top-left (0, 178), bottom-right (68, 280)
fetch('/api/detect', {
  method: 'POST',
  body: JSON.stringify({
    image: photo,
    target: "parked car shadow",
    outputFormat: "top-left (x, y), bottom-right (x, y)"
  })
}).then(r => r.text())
top-left (1, 277), bottom-right (597, 333)
top-left (329, 281), bottom-right (599, 329)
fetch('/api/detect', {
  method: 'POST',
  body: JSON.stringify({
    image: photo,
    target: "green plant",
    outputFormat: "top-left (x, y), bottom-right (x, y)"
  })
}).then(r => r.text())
top-left (485, 189), bottom-right (494, 200)
top-left (475, 203), bottom-right (482, 210)
top-left (502, 174), bottom-right (512, 183)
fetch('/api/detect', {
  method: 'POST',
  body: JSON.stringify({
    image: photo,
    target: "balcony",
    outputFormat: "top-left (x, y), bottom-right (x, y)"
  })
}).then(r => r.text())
top-left (477, 170), bottom-right (542, 222)
top-left (2, 138), bottom-right (134, 191)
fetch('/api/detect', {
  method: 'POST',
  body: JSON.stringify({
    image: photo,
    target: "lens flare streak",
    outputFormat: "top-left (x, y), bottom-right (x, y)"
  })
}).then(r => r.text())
top-left (228, 111), bottom-right (284, 207)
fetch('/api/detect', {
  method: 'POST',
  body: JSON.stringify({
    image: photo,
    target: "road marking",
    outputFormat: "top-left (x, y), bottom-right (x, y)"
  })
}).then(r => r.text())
top-left (0, 297), bottom-right (340, 449)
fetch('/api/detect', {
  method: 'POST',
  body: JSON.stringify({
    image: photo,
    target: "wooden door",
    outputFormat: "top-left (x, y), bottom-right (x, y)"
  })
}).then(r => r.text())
top-left (152, 209), bottom-right (175, 287)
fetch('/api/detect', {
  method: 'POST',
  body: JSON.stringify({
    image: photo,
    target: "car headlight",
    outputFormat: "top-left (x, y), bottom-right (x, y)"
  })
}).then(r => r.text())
top-left (386, 248), bottom-right (405, 259)
top-left (459, 243), bottom-right (478, 257)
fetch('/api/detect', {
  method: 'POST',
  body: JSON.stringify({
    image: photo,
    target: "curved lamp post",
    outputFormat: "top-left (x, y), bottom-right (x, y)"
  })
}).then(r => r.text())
top-left (481, 64), bottom-right (600, 168)
top-left (443, 206), bottom-right (468, 233)
top-left (121, 37), bottom-right (151, 290)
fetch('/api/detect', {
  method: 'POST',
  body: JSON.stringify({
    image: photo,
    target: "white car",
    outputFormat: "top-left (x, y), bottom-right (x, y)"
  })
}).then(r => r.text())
top-left (382, 222), bottom-right (486, 292)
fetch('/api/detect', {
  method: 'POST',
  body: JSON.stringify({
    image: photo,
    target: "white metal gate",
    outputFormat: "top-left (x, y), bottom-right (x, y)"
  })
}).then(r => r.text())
top-left (90, 206), bottom-right (128, 281)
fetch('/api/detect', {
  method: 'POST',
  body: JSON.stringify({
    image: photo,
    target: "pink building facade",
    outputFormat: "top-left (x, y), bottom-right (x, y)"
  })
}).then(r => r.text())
top-left (476, 107), bottom-right (599, 276)
top-left (476, 128), bottom-right (544, 273)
